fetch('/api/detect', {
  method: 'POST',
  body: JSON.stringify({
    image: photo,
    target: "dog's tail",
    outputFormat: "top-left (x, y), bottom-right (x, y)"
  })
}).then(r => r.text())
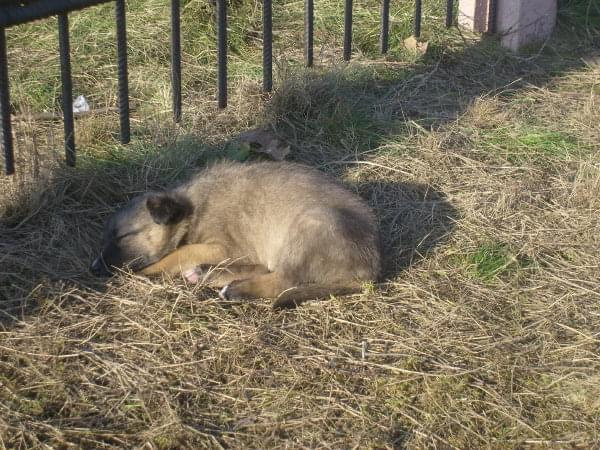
top-left (272, 282), bottom-right (364, 309)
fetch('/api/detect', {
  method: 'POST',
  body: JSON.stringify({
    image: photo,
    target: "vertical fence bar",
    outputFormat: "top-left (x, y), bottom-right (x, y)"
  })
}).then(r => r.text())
top-left (216, 0), bottom-right (227, 108)
top-left (262, 0), bottom-right (272, 92)
top-left (0, 27), bottom-right (14, 175)
top-left (487, 0), bottom-right (497, 34)
top-left (58, 13), bottom-right (75, 167)
top-left (171, 0), bottom-right (181, 122)
top-left (379, 0), bottom-right (390, 54)
top-left (343, 0), bottom-right (352, 61)
top-left (115, 0), bottom-right (130, 143)
top-left (304, 0), bottom-right (313, 67)
top-left (445, 0), bottom-right (453, 28)
top-left (413, 0), bottom-right (421, 38)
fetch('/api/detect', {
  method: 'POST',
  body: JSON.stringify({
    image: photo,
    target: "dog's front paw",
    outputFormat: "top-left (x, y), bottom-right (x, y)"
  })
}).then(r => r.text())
top-left (218, 283), bottom-right (231, 300)
top-left (184, 266), bottom-right (213, 284)
top-left (218, 281), bottom-right (248, 301)
top-left (183, 268), bottom-right (200, 283)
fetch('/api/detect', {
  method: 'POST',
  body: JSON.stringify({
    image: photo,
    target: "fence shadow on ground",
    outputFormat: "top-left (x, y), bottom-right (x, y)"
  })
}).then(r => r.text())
top-left (266, 31), bottom-right (597, 174)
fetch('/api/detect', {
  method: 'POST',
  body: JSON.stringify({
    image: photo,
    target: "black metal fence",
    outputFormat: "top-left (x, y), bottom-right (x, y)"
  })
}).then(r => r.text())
top-left (1, 0), bottom-right (461, 176)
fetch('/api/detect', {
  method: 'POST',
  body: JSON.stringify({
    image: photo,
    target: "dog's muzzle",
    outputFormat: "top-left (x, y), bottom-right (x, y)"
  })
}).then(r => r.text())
top-left (90, 256), bottom-right (112, 277)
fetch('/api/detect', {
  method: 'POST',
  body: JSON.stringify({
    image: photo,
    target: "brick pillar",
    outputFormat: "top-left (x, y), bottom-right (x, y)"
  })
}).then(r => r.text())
top-left (458, 0), bottom-right (557, 51)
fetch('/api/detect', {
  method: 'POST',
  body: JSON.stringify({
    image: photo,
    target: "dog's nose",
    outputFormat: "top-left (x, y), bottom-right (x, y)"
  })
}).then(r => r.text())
top-left (90, 256), bottom-right (111, 277)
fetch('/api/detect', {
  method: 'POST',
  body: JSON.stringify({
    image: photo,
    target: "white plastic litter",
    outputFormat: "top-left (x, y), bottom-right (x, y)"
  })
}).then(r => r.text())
top-left (72, 95), bottom-right (90, 113)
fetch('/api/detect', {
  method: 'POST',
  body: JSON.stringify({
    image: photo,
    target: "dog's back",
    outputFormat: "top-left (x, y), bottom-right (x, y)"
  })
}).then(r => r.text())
top-left (174, 161), bottom-right (380, 306)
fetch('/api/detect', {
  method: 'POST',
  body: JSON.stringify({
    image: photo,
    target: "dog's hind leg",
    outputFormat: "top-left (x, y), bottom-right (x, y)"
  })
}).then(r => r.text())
top-left (190, 264), bottom-right (270, 287)
top-left (139, 244), bottom-right (229, 276)
top-left (218, 272), bottom-right (291, 301)
top-left (270, 282), bottom-right (363, 309)
top-left (218, 273), bottom-right (362, 308)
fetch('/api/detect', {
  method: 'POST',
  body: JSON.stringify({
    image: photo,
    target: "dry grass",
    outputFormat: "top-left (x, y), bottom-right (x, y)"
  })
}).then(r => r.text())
top-left (1, 0), bottom-right (600, 448)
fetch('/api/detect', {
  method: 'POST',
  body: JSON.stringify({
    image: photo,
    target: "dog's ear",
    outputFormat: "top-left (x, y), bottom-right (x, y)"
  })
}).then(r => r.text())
top-left (146, 194), bottom-right (190, 225)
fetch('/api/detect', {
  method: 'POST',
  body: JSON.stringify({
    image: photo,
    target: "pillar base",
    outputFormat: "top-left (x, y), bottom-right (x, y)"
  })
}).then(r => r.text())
top-left (458, 0), bottom-right (557, 51)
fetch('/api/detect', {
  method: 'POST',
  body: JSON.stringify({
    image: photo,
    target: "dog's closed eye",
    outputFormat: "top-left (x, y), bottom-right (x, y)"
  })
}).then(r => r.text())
top-left (115, 228), bottom-right (144, 242)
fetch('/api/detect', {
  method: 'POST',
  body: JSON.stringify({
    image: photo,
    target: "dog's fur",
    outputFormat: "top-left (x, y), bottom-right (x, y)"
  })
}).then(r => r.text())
top-left (91, 161), bottom-right (381, 307)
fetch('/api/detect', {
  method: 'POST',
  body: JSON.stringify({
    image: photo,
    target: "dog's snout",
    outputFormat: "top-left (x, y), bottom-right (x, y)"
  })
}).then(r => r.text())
top-left (90, 256), bottom-right (111, 277)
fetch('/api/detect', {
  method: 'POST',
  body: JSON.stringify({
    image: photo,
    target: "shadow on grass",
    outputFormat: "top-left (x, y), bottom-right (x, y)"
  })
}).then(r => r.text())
top-left (267, 0), bottom-right (598, 165)
top-left (356, 181), bottom-right (458, 279)
top-left (0, 137), bottom-right (219, 328)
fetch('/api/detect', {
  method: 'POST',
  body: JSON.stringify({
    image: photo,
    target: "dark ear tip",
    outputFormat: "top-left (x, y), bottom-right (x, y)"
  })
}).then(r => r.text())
top-left (146, 193), bottom-right (190, 225)
top-left (145, 196), bottom-right (155, 209)
top-left (145, 193), bottom-right (163, 209)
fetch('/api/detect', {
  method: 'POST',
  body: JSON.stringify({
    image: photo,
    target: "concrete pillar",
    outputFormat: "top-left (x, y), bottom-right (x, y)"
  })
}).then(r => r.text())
top-left (458, 0), bottom-right (557, 51)
top-left (458, 0), bottom-right (490, 32)
top-left (496, 0), bottom-right (557, 50)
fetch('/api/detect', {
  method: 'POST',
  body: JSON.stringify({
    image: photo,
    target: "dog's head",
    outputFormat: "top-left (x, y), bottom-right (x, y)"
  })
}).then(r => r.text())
top-left (90, 192), bottom-right (192, 277)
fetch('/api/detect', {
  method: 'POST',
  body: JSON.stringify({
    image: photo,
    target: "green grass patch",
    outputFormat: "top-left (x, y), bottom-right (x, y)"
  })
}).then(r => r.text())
top-left (480, 126), bottom-right (588, 164)
top-left (463, 243), bottom-right (533, 282)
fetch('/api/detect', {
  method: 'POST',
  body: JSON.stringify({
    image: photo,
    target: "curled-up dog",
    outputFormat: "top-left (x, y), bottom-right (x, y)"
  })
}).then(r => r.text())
top-left (91, 161), bottom-right (381, 307)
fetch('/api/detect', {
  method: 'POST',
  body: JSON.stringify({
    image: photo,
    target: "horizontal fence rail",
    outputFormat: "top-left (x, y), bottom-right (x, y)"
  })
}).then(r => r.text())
top-left (0, 0), bottom-right (471, 175)
top-left (0, 0), bottom-right (112, 28)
